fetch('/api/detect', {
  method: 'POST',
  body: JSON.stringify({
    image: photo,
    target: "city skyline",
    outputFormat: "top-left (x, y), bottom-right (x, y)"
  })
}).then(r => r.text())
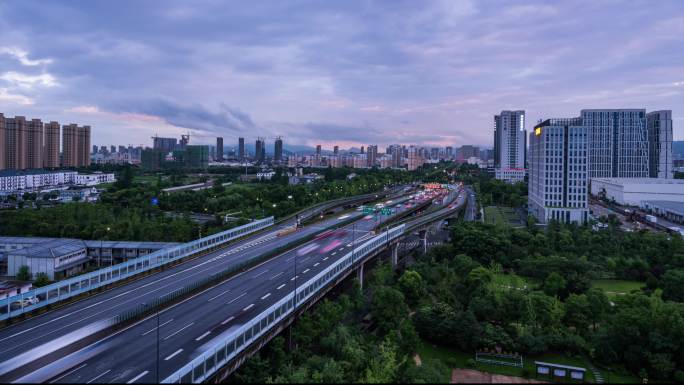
top-left (0, 1), bottom-right (682, 148)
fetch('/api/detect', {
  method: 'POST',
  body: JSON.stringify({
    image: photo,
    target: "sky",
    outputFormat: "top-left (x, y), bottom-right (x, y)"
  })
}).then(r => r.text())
top-left (0, 0), bottom-right (682, 150)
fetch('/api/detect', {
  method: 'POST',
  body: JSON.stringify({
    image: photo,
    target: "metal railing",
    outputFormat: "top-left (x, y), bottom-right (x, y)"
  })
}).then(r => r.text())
top-left (0, 217), bottom-right (275, 321)
top-left (162, 224), bottom-right (406, 383)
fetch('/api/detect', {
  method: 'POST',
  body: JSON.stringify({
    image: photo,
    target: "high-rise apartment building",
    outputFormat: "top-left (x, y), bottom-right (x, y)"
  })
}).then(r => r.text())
top-left (388, 144), bottom-right (402, 168)
top-left (367, 145), bottom-right (377, 167)
top-left (1, 116), bottom-right (44, 170)
top-left (216, 137), bottom-right (224, 161)
top-left (0, 114), bottom-right (5, 170)
top-left (647, 110), bottom-right (673, 179)
top-left (43, 121), bottom-right (60, 168)
top-left (274, 137), bottom-right (283, 162)
top-left (459, 145), bottom-right (480, 160)
top-left (494, 110), bottom-right (526, 182)
top-left (582, 109), bottom-right (649, 178)
top-left (333, 145), bottom-right (339, 155)
top-left (528, 118), bottom-right (589, 224)
top-left (407, 146), bottom-right (422, 171)
top-left (152, 136), bottom-right (177, 153)
top-left (255, 138), bottom-right (264, 163)
top-left (238, 137), bottom-right (245, 161)
top-left (62, 124), bottom-right (91, 167)
top-left (445, 146), bottom-right (453, 159)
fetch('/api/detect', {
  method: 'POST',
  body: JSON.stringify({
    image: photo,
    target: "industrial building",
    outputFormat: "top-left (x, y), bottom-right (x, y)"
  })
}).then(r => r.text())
top-left (590, 178), bottom-right (684, 206)
top-left (0, 237), bottom-right (178, 280)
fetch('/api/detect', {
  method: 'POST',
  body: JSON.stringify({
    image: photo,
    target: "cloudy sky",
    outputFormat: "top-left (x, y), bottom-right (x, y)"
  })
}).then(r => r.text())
top-left (0, 0), bottom-right (682, 149)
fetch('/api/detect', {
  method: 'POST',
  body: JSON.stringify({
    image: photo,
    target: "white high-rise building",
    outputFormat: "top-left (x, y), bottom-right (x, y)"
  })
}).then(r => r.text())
top-left (528, 118), bottom-right (589, 224)
top-left (646, 110), bottom-right (673, 179)
top-left (494, 110), bottom-right (526, 182)
top-left (582, 109), bottom-right (649, 178)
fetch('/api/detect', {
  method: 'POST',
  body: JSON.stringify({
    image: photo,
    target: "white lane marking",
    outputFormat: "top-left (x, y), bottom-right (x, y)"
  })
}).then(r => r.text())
top-left (243, 304), bottom-right (254, 311)
top-left (163, 322), bottom-right (194, 341)
top-left (195, 331), bottom-right (211, 341)
top-left (331, 252), bottom-right (337, 256)
top-left (314, 262), bottom-right (320, 267)
top-left (347, 243), bottom-right (352, 247)
top-left (300, 256), bottom-right (310, 262)
top-left (164, 348), bottom-right (184, 361)
top-left (127, 370), bottom-right (149, 384)
top-left (49, 363), bottom-right (87, 383)
top-left (302, 269), bottom-right (310, 274)
top-left (323, 257), bottom-right (329, 261)
top-left (208, 289), bottom-right (230, 302)
top-left (276, 284), bottom-right (286, 290)
top-left (286, 256), bottom-right (295, 262)
top-left (227, 292), bottom-right (247, 304)
top-left (290, 275), bottom-right (298, 281)
top-left (261, 293), bottom-right (271, 300)
top-left (269, 272), bottom-right (284, 280)
top-left (221, 316), bottom-right (235, 325)
top-left (253, 269), bottom-right (269, 278)
top-left (338, 247), bottom-right (344, 251)
top-left (141, 318), bottom-right (174, 336)
top-left (86, 369), bottom-right (111, 384)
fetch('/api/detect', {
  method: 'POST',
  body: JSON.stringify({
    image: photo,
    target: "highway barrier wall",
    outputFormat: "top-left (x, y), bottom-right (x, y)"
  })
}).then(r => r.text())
top-left (0, 217), bottom-right (275, 321)
top-left (162, 224), bottom-right (406, 384)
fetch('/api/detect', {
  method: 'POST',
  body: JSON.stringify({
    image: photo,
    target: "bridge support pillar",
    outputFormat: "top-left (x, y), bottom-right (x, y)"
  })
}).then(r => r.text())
top-left (391, 243), bottom-right (399, 269)
top-left (419, 230), bottom-right (428, 254)
top-left (357, 262), bottom-right (364, 291)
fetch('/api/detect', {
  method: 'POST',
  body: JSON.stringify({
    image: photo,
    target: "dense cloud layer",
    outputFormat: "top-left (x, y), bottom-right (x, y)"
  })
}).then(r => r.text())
top-left (0, 0), bottom-right (682, 148)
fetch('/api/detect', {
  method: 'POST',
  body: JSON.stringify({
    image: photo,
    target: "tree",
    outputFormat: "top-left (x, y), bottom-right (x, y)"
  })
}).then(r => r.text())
top-left (662, 269), bottom-right (684, 302)
top-left (398, 270), bottom-right (426, 306)
top-left (33, 272), bottom-right (50, 287)
top-left (563, 294), bottom-right (591, 335)
top-left (543, 272), bottom-right (566, 297)
top-left (16, 265), bottom-right (31, 281)
top-left (371, 286), bottom-right (410, 335)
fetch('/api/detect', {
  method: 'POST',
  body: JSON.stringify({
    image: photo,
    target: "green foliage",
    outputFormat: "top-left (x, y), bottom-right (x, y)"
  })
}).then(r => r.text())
top-left (16, 265), bottom-right (30, 281)
top-left (33, 272), bottom-right (50, 287)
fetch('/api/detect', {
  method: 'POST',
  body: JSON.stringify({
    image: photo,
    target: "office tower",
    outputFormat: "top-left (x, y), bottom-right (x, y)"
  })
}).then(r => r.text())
top-left (367, 145), bottom-right (378, 167)
top-left (333, 145), bottom-right (339, 155)
top-left (110, 145), bottom-right (116, 154)
top-left (528, 118), bottom-right (589, 224)
top-left (316, 145), bottom-right (321, 155)
top-left (0, 114), bottom-right (5, 170)
top-left (647, 110), bottom-right (673, 179)
top-left (429, 147), bottom-right (439, 160)
top-left (255, 138), bottom-right (264, 162)
top-left (494, 110), bottom-right (526, 182)
top-left (152, 136), bottom-right (177, 153)
top-left (44, 121), bottom-right (60, 168)
top-left (99, 145), bottom-right (107, 154)
top-left (238, 137), bottom-right (245, 161)
top-left (118, 145), bottom-right (126, 153)
top-left (407, 146), bottom-right (422, 171)
top-left (216, 137), bottom-right (224, 162)
top-left (62, 124), bottom-right (91, 167)
top-left (274, 136), bottom-right (283, 162)
top-left (92, 145), bottom-right (97, 154)
top-left (582, 109), bottom-right (648, 178)
top-left (360, 146), bottom-right (365, 154)
top-left (445, 146), bottom-right (453, 159)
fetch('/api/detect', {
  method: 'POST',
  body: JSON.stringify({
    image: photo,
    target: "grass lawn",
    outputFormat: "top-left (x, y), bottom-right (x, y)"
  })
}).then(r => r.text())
top-left (591, 279), bottom-right (644, 297)
top-left (416, 340), bottom-right (634, 383)
top-left (491, 273), bottom-right (530, 291)
top-left (484, 206), bottom-right (521, 226)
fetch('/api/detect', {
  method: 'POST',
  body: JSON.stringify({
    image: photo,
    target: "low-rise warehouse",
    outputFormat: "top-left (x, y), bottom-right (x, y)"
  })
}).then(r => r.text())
top-left (0, 237), bottom-right (178, 280)
top-left (590, 178), bottom-right (684, 206)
